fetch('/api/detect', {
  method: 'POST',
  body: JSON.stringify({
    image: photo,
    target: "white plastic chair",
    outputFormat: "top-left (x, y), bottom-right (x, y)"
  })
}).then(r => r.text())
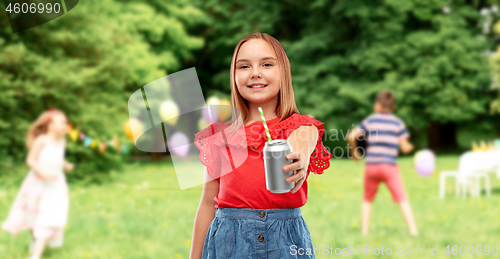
top-left (439, 151), bottom-right (497, 198)
top-left (439, 171), bottom-right (459, 198)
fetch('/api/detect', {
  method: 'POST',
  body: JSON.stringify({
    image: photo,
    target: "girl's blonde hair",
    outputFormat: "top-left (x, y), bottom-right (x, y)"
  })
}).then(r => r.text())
top-left (227, 32), bottom-right (299, 132)
top-left (26, 108), bottom-right (65, 149)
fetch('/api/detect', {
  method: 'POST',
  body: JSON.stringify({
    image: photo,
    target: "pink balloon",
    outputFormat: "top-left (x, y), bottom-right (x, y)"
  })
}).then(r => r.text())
top-left (168, 132), bottom-right (190, 157)
top-left (414, 149), bottom-right (435, 177)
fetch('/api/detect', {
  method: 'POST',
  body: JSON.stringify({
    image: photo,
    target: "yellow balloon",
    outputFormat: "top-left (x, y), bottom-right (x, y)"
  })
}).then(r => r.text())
top-left (159, 100), bottom-right (180, 125)
top-left (124, 118), bottom-right (143, 141)
top-left (198, 117), bottom-right (211, 131)
top-left (217, 99), bottom-right (232, 121)
top-left (90, 140), bottom-right (98, 149)
top-left (69, 129), bottom-right (79, 142)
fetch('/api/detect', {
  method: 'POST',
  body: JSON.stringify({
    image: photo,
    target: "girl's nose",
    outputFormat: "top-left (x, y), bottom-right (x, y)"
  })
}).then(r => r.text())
top-left (251, 71), bottom-right (262, 79)
top-left (252, 74), bottom-right (262, 78)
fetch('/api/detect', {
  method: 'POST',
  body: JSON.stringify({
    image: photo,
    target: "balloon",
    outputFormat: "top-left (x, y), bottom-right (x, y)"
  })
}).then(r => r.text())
top-left (84, 137), bottom-right (92, 147)
top-left (206, 96), bottom-right (220, 106)
top-left (90, 140), bottom-right (98, 149)
top-left (99, 143), bottom-right (107, 154)
top-left (79, 132), bottom-right (86, 140)
top-left (159, 100), bottom-right (180, 125)
top-left (168, 132), bottom-right (190, 157)
top-left (217, 99), bottom-right (232, 121)
top-left (67, 123), bottom-right (73, 133)
top-left (198, 117), bottom-right (210, 131)
top-left (124, 118), bottom-right (143, 141)
top-left (69, 129), bottom-right (79, 142)
top-left (414, 149), bottom-right (435, 177)
top-left (201, 107), bottom-right (218, 123)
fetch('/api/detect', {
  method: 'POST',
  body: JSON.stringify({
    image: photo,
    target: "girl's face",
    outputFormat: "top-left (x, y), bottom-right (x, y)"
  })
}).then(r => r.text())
top-left (49, 113), bottom-right (68, 136)
top-left (235, 39), bottom-right (281, 104)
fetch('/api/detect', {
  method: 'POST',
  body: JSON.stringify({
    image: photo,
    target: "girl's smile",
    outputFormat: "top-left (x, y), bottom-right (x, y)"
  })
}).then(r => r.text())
top-left (247, 82), bottom-right (268, 90)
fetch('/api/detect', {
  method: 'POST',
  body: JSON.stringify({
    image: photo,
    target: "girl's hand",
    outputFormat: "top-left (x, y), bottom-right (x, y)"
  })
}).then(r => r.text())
top-left (283, 151), bottom-right (307, 194)
top-left (64, 162), bottom-right (74, 172)
top-left (37, 170), bottom-right (58, 181)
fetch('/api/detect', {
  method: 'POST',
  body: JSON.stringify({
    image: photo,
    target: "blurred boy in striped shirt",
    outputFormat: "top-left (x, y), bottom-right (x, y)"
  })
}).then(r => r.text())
top-left (348, 90), bottom-right (419, 236)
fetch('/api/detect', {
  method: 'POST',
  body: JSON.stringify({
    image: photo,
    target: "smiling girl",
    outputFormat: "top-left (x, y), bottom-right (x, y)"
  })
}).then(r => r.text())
top-left (189, 32), bottom-right (332, 259)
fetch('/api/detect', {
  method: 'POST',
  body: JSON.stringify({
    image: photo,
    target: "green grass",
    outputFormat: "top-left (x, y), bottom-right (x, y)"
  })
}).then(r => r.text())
top-left (1, 156), bottom-right (499, 258)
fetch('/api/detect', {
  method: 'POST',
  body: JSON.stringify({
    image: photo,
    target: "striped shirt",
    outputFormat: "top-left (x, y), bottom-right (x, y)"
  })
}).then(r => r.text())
top-left (355, 112), bottom-right (409, 165)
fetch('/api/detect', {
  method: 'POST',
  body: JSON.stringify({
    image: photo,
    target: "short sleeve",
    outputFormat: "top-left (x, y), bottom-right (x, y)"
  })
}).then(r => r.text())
top-left (194, 123), bottom-right (221, 179)
top-left (398, 121), bottom-right (409, 140)
top-left (355, 118), bottom-right (368, 135)
top-left (281, 114), bottom-right (333, 175)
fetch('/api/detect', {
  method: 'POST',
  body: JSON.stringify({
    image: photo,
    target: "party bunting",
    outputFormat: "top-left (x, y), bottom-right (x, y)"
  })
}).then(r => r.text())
top-left (84, 137), bottom-right (92, 147)
top-left (74, 132), bottom-right (121, 154)
top-left (90, 140), bottom-right (98, 149)
top-left (99, 143), bottom-right (107, 154)
top-left (69, 129), bottom-right (79, 142)
top-left (68, 122), bottom-right (128, 154)
top-left (121, 144), bottom-right (129, 154)
top-left (112, 137), bottom-right (119, 150)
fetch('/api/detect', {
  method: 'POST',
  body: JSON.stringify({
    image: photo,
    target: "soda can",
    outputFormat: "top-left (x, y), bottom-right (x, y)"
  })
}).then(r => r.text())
top-left (263, 139), bottom-right (295, 193)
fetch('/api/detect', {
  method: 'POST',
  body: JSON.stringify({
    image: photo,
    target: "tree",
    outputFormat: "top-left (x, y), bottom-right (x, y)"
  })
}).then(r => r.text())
top-left (192, 0), bottom-right (497, 154)
top-left (0, 0), bottom-right (204, 182)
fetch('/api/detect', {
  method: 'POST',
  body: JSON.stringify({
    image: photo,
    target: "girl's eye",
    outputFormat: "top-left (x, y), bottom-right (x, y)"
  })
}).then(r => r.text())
top-left (263, 63), bottom-right (273, 67)
top-left (239, 65), bottom-right (249, 69)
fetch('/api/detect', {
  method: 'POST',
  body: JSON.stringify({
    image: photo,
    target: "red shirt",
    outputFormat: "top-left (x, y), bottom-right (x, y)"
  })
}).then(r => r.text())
top-left (194, 113), bottom-right (332, 209)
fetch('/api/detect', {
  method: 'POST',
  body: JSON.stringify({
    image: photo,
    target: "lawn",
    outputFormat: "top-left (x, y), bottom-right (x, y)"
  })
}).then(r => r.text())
top-left (1, 156), bottom-right (499, 259)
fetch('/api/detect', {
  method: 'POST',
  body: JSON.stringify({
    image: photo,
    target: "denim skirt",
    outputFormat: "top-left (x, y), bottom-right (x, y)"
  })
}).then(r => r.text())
top-left (201, 207), bottom-right (315, 259)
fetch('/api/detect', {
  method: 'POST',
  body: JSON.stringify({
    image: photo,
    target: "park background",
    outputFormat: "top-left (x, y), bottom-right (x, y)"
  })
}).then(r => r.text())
top-left (1, 0), bottom-right (500, 258)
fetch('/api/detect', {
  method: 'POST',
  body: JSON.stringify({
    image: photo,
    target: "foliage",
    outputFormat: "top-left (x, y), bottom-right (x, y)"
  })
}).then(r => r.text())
top-left (193, 0), bottom-right (498, 153)
top-left (0, 0), bottom-right (205, 181)
top-left (1, 0), bottom-right (499, 175)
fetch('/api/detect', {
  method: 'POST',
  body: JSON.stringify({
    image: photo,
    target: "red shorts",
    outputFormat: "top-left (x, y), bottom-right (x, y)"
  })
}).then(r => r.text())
top-left (364, 164), bottom-right (407, 202)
